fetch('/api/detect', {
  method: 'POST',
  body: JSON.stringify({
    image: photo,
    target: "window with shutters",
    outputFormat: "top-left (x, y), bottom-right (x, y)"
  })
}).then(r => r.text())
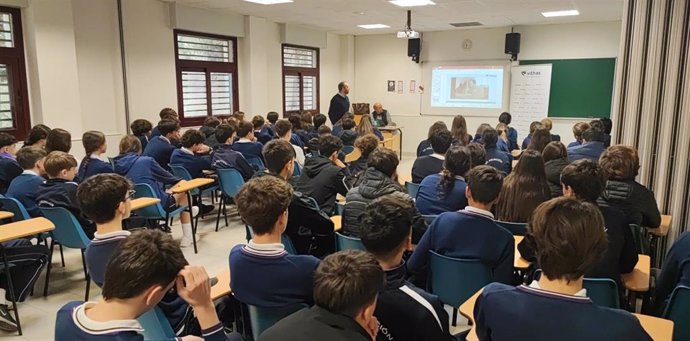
top-left (282, 44), bottom-right (319, 116)
top-left (174, 30), bottom-right (238, 126)
top-left (0, 7), bottom-right (30, 140)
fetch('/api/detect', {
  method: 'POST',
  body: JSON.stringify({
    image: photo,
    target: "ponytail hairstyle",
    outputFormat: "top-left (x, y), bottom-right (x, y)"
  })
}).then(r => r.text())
top-left (437, 146), bottom-right (471, 199)
top-left (81, 130), bottom-right (106, 171)
top-left (451, 115), bottom-right (469, 146)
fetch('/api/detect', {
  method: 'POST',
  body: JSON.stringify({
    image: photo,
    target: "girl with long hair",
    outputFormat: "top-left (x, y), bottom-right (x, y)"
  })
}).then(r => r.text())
top-left (415, 145), bottom-right (471, 215)
top-left (495, 150), bottom-right (550, 223)
top-left (76, 130), bottom-right (113, 182)
top-left (356, 114), bottom-right (383, 140)
top-left (451, 115), bottom-right (470, 146)
top-left (527, 127), bottom-right (551, 153)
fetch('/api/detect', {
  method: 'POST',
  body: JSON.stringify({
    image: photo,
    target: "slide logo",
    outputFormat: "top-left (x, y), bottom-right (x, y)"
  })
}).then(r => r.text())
top-left (521, 71), bottom-right (541, 76)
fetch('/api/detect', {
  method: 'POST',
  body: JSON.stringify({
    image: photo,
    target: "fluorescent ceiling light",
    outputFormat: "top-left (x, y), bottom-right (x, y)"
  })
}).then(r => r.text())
top-left (389, 0), bottom-right (435, 7)
top-left (358, 24), bottom-right (391, 29)
top-left (243, 0), bottom-right (293, 5)
top-left (541, 10), bottom-right (580, 17)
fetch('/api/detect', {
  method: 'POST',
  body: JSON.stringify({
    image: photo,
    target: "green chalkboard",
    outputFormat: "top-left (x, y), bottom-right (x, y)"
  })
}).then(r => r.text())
top-left (520, 58), bottom-right (616, 118)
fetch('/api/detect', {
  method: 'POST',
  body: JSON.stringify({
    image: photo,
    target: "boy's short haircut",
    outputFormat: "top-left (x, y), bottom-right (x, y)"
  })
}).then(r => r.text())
top-left (481, 127), bottom-right (499, 147)
top-left (498, 112), bottom-right (512, 125)
top-left (237, 121), bottom-right (254, 138)
top-left (582, 127), bottom-right (602, 142)
top-left (599, 145), bottom-right (640, 181)
top-left (236, 176), bottom-right (293, 235)
top-left (600, 118), bottom-right (613, 134)
top-left (180, 129), bottom-right (205, 148)
top-left (367, 147), bottom-right (399, 177)
top-left (301, 112), bottom-right (313, 126)
top-left (355, 134), bottom-right (380, 158)
top-left (16, 146), bottom-right (46, 170)
top-left (252, 115), bottom-right (265, 130)
top-left (430, 129), bottom-right (453, 154)
top-left (46, 128), bottom-right (72, 153)
top-left (313, 113), bottom-right (327, 128)
top-left (203, 116), bottom-right (221, 128)
top-left (274, 119), bottom-right (292, 138)
top-left (288, 114), bottom-right (302, 130)
top-left (529, 197), bottom-right (608, 282)
top-left (130, 119), bottom-right (153, 136)
top-left (266, 112), bottom-right (279, 124)
top-left (78, 174), bottom-right (132, 224)
top-left (0, 132), bottom-right (16, 148)
top-left (466, 143), bottom-right (487, 168)
top-left (157, 119), bottom-right (180, 137)
top-left (318, 125), bottom-right (331, 135)
top-left (119, 135), bottom-right (142, 155)
top-left (589, 119), bottom-right (605, 132)
top-left (159, 108), bottom-right (178, 120)
top-left (560, 160), bottom-right (604, 202)
top-left (44, 151), bottom-right (78, 178)
top-left (102, 229), bottom-right (188, 300)
top-left (318, 135), bottom-right (343, 157)
top-left (467, 165), bottom-right (503, 204)
top-left (360, 194), bottom-right (414, 262)
top-left (24, 124), bottom-right (51, 146)
top-left (542, 141), bottom-right (567, 163)
top-left (262, 139), bottom-right (295, 174)
top-left (233, 111), bottom-right (245, 121)
top-left (313, 250), bottom-right (385, 318)
top-left (214, 124), bottom-right (236, 144)
top-left (341, 118), bottom-right (356, 130)
top-left (572, 122), bottom-right (590, 140)
top-left (427, 121), bottom-right (448, 139)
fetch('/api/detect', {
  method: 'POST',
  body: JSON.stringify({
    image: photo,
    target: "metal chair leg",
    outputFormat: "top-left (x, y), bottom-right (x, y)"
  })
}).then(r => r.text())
top-left (43, 240), bottom-right (55, 297)
top-left (215, 196), bottom-right (224, 232)
top-left (59, 243), bottom-right (65, 267)
top-left (452, 307), bottom-right (458, 327)
top-left (1, 245), bottom-right (22, 335)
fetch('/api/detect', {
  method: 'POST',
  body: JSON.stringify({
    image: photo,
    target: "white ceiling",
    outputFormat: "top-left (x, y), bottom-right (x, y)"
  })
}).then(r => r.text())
top-left (162, 0), bottom-right (623, 35)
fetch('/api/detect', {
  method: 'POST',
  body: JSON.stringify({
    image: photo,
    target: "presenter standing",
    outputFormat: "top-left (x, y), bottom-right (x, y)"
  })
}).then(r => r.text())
top-left (328, 81), bottom-right (351, 124)
top-left (371, 102), bottom-right (394, 127)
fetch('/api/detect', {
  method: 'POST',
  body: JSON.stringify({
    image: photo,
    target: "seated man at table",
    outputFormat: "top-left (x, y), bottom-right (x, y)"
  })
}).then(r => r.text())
top-left (411, 129), bottom-right (452, 183)
top-left (230, 176), bottom-right (320, 307)
top-left (407, 166), bottom-right (514, 286)
top-left (7, 146), bottom-right (47, 217)
top-left (211, 124), bottom-right (255, 181)
top-left (653, 230), bottom-right (690, 315)
top-left (56, 229), bottom-right (241, 341)
top-left (260, 250), bottom-right (384, 341)
top-left (359, 194), bottom-right (454, 341)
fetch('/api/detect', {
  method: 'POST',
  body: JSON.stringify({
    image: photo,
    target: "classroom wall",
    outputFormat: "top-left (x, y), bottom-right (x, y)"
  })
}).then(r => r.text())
top-left (353, 21), bottom-right (622, 154)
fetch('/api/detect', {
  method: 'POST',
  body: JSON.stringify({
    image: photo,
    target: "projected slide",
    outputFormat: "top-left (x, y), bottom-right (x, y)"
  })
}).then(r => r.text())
top-left (431, 66), bottom-right (504, 108)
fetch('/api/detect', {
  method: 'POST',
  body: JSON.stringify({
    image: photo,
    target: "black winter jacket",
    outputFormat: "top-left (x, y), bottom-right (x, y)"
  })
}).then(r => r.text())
top-left (599, 179), bottom-right (661, 227)
top-left (295, 156), bottom-right (352, 215)
top-left (544, 158), bottom-right (569, 198)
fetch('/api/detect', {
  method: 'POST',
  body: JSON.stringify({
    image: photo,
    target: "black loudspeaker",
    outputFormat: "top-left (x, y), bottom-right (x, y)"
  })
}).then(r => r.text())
top-left (408, 38), bottom-right (421, 63)
top-left (505, 32), bottom-right (520, 61)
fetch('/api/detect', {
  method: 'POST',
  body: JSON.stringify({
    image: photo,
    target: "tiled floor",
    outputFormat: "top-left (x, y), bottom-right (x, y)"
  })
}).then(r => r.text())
top-left (9, 155), bottom-right (470, 340)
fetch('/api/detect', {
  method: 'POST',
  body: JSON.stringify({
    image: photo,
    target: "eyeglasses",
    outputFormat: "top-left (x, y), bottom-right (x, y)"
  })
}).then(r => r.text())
top-left (126, 190), bottom-right (136, 200)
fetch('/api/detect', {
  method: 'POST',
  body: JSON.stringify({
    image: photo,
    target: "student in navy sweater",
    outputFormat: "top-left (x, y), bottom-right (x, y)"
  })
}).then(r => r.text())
top-left (149, 107), bottom-right (178, 138)
top-left (262, 111), bottom-right (279, 137)
top-left (274, 119), bottom-right (305, 167)
top-left (567, 127), bottom-right (606, 163)
top-left (499, 112), bottom-right (518, 151)
top-left (211, 124), bottom-right (254, 181)
top-left (37, 151), bottom-right (96, 238)
top-left (252, 115), bottom-right (273, 145)
top-left (6, 147), bottom-right (46, 217)
top-left (170, 129), bottom-right (213, 179)
top-left (654, 231), bottom-right (690, 314)
top-left (482, 127), bottom-right (512, 175)
top-left (540, 117), bottom-right (561, 142)
top-left (56, 230), bottom-right (240, 341)
top-left (143, 119), bottom-right (180, 171)
top-left (467, 143), bottom-right (486, 168)
top-left (359, 194), bottom-right (455, 341)
top-left (568, 121), bottom-right (590, 148)
top-left (411, 129), bottom-right (452, 183)
top-left (408, 166), bottom-right (514, 285)
top-left (520, 121), bottom-right (541, 150)
top-left (130, 119), bottom-right (152, 151)
top-left (475, 197), bottom-right (652, 341)
top-left (416, 145), bottom-right (471, 215)
top-left (77, 131), bottom-right (113, 182)
top-left (200, 116), bottom-right (221, 148)
top-left (229, 176), bottom-right (320, 307)
top-left (45, 128), bottom-right (72, 153)
top-left (0, 132), bottom-right (21, 194)
top-left (231, 121), bottom-right (264, 164)
top-left (289, 114), bottom-right (310, 146)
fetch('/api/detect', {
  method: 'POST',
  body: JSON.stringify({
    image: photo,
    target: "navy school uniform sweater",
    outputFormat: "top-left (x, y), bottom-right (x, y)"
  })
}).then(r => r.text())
top-left (567, 141), bottom-right (606, 163)
top-left (484, 146), bottom-right (512, 175)
top-left (415, 173), bottom-right (468, 215)
top-left (254, 130), bottom-right (274, 145)
top-left (229, 241), bottom-right (320, 307)
top-left (521, 133), bottom-right (532, 150)
top-left (0, 157), bottom-right (22, 195)
top-left (411, 155), bottom-right (444, 183)
top-left (507, 127), bottom-right (518, 151)
top-left (76, 156), bottom-right (113, 183)
top-left (114, 153), bottom-right (181, 207)
top-left (37, 178), bottom-right (95, 238)
top-left (231, 139), bottom-right (264, 163)
top-left (416, 139), bottom-right (433, 157)
top-left (475, 282), bottom-right (652, 341)
top-left (655, 231), bottom-right (690, 314)
top-left (143, 136), bottom-right (176, 171)
top-left (135, 135), bottom-right (149, 151)
top-left (170, 148), bottom-right (213, 179)
top-left (6, 171), bottom-right (44, 217)
top-left (211, 144), bottom-right (255, 181)
top-left (408, 208), bottom-right (514, 284)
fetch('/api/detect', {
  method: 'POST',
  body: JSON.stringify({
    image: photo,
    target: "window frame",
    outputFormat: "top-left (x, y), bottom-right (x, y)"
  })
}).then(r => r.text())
top-left (0, 6), bottom-right (30, 141)
top-left (281, 44), bottom-right (320, 117)
top-left (174, 29), bottom-right (239, 127)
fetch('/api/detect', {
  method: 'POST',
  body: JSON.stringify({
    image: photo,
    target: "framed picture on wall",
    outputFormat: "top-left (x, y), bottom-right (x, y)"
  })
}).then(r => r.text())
top-left (388, 80), bottom-right (395, 92)
top-left (410, 80), bottom-right (416, 93)
top-left (397, 81), bottom-right (403, 94)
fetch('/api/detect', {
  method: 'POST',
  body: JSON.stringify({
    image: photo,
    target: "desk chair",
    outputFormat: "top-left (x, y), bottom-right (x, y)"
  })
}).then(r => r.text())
top-left (496, 221), bottom-right (528, 236)
top-left (663, 285), bottom-right (690, 341)
top-left (405, 181), bottom-right (420, 199)
top-left (169, 164), bottom-right (219, 212)
top-left (138, 306), bottom-right (175, 339)
top-left (0, 198), bottom-right (29, 222)
top-left (583, 278), bottom-right (620, 309)
top-left (247, 303), bottom-right (307, 340)
top-left (246, 157), bottom-right (265, 171)
top-left (216, 169), bottom-right (245, 231)
top-left (428, 251), bottom-right (493, 326)
top-left (335, 232), bottom-right (366, 251)
top-left (39, 207), bottom-right (91, 300)
top-left (629, 224), bottom-right (651, 255)
top-left (132, 184), bottom-right (188, 233)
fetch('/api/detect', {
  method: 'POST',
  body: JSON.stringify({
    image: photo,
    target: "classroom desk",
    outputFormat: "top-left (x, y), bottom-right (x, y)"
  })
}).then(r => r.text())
top-left (344, 148), bottom-right (362, 163)
top-left (648, 215), bottom-right (671, 268)
top-left (331, 215), bottom-right (342, 232)
top-left (380, 126), bottom-right (403, 159)
top-left (130, 197), bottom-right (161, 211)
top-left (0, 217), bottom-right (55, 335)
top-left (210, 269), bottom-right (231, 301)
top-left (513, 236), bottom-right (530, 269)
top-left (648, 215), bottom-right (671, 237)
top-left (172, 178), bottom-right (215, 254)
top-left (0, 211), bottom-right (14, 220)
top-left (623, 255), bottom-right (651, 292)
top-left (511, 150), bottom-right (522, 158)
top-left (459, 288), bottom-right (673, 341)
top-left (398, 173), bottom-right (412, 186)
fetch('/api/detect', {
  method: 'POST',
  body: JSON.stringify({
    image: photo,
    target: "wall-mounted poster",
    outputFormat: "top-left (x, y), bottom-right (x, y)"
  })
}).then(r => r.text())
top-left (388, 80), bottom-right (395, 92)
top-left (397, 81), bottom-right (403, 94)
top-left (410, 80), bottom-right (416, 93)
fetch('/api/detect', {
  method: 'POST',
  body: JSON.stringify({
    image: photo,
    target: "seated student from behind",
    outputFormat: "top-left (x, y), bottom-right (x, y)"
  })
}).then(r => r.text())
top-left (211, 124), bottom-right (254, 181)
top-left (0, 132), bottom-right (22, 194)
top-left (144, 119), bottom-right (181, 171)
top-left (654, 231), bottom-right (690, 314)
top-left (360, 194), bottom-right (455, 341)
top-left (259, 250), bottom-right (384, 341)
top-left (567, 126), bottom-right (606, 163)
top-left (37, 151), bottom-right (96, 238)
top-left (416, 145), bottom-right (471, 215)
top-left (349, 134), bottom-right (380, 176)
top-left (568, 122), bottom-right (590, 148)
top-left (230, 176), bottom-right (320, 307)
top-left (540, 117), bottom-right (561, 142)
top-left (311, 113), bottom-right (328, 140)
top-left (498, 112), bottom-right (518, 151)
top-left (170, 129), bottom-right (213, 179)
top-left (339, 118), bottom-right (358, 147)
top-left (331, 112), bottom-right (354, 137)
top-left (408, 166), bottom-right (514, 285)
top-left (475, 197), bottom-right (652, 341)
top-left (307, 125), bottom-right (332, 155)
top-left (230, 121), bottom-right (264, 164)
top-left (482, 127), bottom-right (512, 175)
top-left (467, 143), bottom-right (487, 169)
top-left (296, 135), bottom-right (352, 215)
top-left (274, 119), bottom-right (305, 167)
top-left (252, 115), bottom-right (273, 145)
top-left (130, 119), bottom-right (153, 151)
top-left (77, 131), bottom-right (113, 182)
top-left (600, 118), bottom-right (613, 148)
top-left (288, 114), bottom-right (310, 146)
top-left (55, 229), bottom-right (240, 341)
top-left (7, 147), bottom-right (46, 217)
top-left (263, 112), bottom-right (279, 137)
top-left (411, 129), bottom-right (452, 183)
top-left (417, 121), bottom-right (447, 157)
top-left (200, 116), bottom-right (221, 148)
top-left (521, 121), bottom-right (542, 150)
top-left (150, 107), bottom-right (178, 138)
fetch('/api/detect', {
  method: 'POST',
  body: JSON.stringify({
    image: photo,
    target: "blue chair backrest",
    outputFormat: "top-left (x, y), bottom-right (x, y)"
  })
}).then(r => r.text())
top-left (341, 145), bottom-right (355, 155)
top-left (138, 306), bottom-right (175, 339)
top-left (422, 215), bottom-right (438, 225)
top-left (663, 285), bottom-right (690, 341)
top-left (496, 221), bottom-right (528, 236)
top-left (217, 169), bottom-right (245, 198)
top-left (335, 232), bottom-right (366, 251)
top-left (248, 303), bottom-right (307, 340)
top-left (428, 251), bottom-right (493, 307)
top-left (132, 183), bottom-right (167, 219)
top-left (583, 278), bottom-right (620, 308)
top-left (40, 207), bottom-right (90, 249)
top-left (246, 157), bottom-right (265, 171)
top-left (405, 181), bottom-right (420, 199)
top-left (0, 197), bottom-right (30, 222)
top-left (293, 161), bottom-right (301, 176)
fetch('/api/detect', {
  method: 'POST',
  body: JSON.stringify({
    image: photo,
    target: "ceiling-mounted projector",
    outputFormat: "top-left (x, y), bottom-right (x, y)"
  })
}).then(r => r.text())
top-left (397, 10), bottom-right (419, 39)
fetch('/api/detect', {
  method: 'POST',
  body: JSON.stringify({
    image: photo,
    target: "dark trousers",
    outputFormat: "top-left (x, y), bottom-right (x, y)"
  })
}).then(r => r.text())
top-left (0, 239), bottom-right (49, 302)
